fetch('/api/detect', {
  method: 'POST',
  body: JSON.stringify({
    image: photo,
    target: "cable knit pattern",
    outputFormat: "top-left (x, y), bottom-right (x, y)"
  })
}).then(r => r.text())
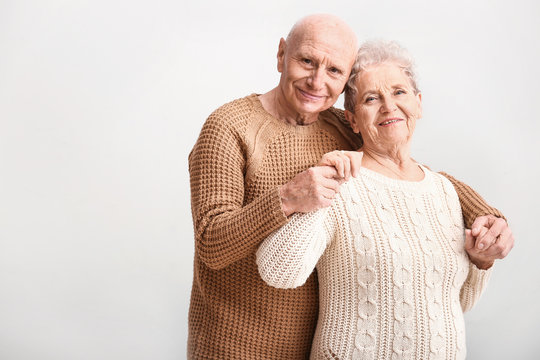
top-left (257, 166), bottom-right (491, 360)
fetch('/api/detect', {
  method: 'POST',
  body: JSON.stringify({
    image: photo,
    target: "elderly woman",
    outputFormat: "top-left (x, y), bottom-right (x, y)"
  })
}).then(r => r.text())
top-left (256, 40), bottom-right (497, 360)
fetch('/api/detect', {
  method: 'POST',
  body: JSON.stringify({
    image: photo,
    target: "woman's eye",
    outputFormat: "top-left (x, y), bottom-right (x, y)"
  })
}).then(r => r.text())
top-left (329, 67), bottom-right (340, 74)
top-left (395, 89), bottom-right (406, 95)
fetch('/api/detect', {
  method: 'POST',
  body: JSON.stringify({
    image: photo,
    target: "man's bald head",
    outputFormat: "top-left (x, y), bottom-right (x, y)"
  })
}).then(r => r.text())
top-left (286, 14), bottom-right (358, 55)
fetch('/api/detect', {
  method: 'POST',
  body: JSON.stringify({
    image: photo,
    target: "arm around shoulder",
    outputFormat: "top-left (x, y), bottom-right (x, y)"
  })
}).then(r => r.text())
top-left (438, 171), bottom-right (506, 229)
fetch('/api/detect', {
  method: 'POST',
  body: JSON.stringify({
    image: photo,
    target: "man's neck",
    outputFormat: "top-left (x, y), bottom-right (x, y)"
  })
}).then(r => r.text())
top-left (259, 88), bottom-right (319, 126)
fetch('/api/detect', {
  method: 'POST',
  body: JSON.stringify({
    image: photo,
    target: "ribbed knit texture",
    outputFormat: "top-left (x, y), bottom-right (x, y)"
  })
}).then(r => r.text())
top-left (188, 94), bottom-right (501, 359)
top-left (257, 167), bottom-right (491, 360)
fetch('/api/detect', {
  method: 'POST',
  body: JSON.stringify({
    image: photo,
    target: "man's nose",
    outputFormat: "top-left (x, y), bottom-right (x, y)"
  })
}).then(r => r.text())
top-left (306, 68), bottom-right (325, 90)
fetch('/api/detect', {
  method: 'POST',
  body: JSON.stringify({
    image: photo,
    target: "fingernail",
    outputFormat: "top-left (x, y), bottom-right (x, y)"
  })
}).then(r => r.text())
top-left (478, 243), bottom-right (485, 250)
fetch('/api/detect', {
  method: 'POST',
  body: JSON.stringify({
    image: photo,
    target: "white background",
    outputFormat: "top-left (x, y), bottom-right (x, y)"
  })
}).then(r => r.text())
top-left (1, 0), bottom-right (539, 359)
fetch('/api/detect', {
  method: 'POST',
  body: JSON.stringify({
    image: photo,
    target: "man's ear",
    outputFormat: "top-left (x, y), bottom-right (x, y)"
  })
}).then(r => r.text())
top-left (345, 110), bottom-right (360, 133)
top-left (277, 38), bottom-right (286, 73)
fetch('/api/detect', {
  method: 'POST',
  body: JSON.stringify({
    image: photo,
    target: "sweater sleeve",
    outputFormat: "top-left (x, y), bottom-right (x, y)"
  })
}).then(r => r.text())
top-left (256, 208), bottom-right (334, 289)
top-left (438, 172), bottom-right (506, 229)
top-left (189, 110), bottom-right (288, 270)
top-left (460, 262), bottom-right (492, 312)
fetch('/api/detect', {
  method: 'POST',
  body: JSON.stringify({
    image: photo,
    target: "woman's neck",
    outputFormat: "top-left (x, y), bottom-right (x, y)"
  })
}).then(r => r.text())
top-left (361, 145), bottom-right (424, 181)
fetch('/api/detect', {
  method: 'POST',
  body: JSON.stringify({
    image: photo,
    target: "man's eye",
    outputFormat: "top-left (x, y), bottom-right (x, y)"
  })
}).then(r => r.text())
top-left (365, 96), bottom-right (376, 103)
top-left (302, 58), bottom-right (312, 65)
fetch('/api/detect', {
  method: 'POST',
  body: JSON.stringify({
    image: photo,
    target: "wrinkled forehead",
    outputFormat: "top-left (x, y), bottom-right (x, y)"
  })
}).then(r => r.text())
top-left (356, 63), bottom-right (414, 91)
top-left (289, 29), bottom-right (357, 65)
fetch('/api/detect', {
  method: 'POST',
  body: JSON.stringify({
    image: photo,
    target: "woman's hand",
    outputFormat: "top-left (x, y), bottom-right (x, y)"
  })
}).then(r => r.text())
top-left (465, 215), bottom-right (514, 269)
top-left (318, 150), bottom-right (363, 180)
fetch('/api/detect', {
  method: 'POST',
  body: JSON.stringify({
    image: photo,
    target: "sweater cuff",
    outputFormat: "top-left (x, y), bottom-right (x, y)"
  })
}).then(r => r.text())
top-left (468, 262), bottom-right (492, 287)
top-left (262, 186), bottom-right (289, 229)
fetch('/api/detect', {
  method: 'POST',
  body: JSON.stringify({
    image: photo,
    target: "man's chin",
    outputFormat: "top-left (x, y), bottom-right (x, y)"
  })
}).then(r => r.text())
top-left (295, 100), bottom-right (329, 115)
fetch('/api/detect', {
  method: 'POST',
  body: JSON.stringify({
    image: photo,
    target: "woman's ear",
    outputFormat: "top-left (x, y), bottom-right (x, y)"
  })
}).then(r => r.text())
top-left (345, 110), bottom-right (360, 133)
top-left (416, 92), bottom-right (423, 119)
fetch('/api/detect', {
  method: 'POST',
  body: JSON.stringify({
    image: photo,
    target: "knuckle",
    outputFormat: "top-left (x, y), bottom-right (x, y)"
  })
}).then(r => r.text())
top-left (306, 167), bottom-right (316, 176)
top-left (488, 227), bottom-right (499, 237)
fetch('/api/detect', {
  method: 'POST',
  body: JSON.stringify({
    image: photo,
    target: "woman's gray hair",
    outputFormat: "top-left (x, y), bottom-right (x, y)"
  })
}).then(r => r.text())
top-left (344, 40), bottom-right (419, 112)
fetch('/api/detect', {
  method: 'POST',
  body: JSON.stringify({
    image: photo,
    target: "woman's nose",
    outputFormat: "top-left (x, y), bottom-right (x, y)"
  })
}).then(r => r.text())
top-left (380, 97), bottom-right (397, 112)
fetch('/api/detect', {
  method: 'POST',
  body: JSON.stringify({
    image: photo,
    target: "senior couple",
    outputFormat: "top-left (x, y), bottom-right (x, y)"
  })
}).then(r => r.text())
top-left (188, 14), bottom-right (514, 360)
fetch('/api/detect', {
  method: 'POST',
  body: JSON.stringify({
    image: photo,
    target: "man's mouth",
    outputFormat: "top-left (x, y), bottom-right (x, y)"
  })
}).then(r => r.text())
top-left (298, 89), bottom-right (325, 101)
top-left (379, 118), bottom-right (403, 126)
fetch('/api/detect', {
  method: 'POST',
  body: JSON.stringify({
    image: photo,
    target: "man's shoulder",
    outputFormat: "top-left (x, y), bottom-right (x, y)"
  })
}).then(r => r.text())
top-left (324, 106), bottom-right (346, 121)
top-left (207, 94), bottom-right (259, 125)
top-left (320, 107), bottom-right (351, 131)
top-left (319, 107), bottom-right (363, 149)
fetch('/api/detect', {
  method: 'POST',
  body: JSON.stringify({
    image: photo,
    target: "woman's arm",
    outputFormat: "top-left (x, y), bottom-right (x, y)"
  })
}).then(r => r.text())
top-left (256, 208), bottom-right (335, 289)
top-left (460, 262), bottom-right (492, 312)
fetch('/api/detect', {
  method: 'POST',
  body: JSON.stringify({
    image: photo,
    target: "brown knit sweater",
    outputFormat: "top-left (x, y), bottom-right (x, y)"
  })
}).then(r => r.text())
top-left (187, 94), bottom-right (504, 360)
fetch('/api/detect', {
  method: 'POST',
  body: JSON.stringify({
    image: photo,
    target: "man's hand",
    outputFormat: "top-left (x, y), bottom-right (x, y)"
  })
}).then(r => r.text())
top-left (280, 166), bottom-right (345, 216)
top-left (465, 215), bottom-right (514, 269)
top-left (318, 150), bottom-right (363, 180)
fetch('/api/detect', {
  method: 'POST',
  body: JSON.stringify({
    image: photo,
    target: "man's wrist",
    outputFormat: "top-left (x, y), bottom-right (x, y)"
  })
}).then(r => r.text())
top-left (279, 185), bottom-right (293, 217)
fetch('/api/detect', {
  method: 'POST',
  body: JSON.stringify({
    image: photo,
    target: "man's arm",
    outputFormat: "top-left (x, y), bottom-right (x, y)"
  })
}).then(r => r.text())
top-left (438, 172), bottom-right (505, 228)
top-left (190, 110), bottom-right (344, 271)
top-left (189, 113), bottom-right (288, 271)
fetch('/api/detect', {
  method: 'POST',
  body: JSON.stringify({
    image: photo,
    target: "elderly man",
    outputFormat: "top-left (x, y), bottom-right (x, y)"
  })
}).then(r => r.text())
top-left (187, 14), bottom-right (512, 359)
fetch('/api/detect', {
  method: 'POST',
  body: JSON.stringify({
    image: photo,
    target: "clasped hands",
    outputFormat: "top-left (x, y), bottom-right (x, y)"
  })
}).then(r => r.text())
top-left (279, 150), bottom-right (363, 216)
top-left (466, 215), bottom-right (514, 269)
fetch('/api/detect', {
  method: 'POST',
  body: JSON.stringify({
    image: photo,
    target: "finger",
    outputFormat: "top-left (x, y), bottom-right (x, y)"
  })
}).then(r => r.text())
top-left (475, 227), bottom-right (489, 250)
top-left (464, 229), bottom-right (475, 251)
top-left (501, 233), bottom-right (515, 258)
top-left (483, 226), bottom-right (514, 258)
top-left (318, 151), bottom-right (338, 166)
top-left (311, 165), bottom-right (340, 180)
top-left (320, 154), bottom-right (344, 178)
top-left (333, 157), bottom-right (345, 178)
top-left (317, 177), bottom-right (342, 193)
top-left (319, 186), bottom-right (338, 200)
top-left (348, 151), bottom-right (363, 177)
top-left (477, 218), bottom-right (507, 250)
top-left (340, 152), bottom-right (351, 180)
top-left (471, 215), bottom-right (496, 236)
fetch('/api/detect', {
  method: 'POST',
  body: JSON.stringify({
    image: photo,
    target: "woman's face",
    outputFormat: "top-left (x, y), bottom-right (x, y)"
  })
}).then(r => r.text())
top-left (346, 62), bottom-right (422, 150)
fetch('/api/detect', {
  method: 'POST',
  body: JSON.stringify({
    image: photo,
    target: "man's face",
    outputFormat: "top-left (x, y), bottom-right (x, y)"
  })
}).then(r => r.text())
top-left (277, 30), bottom-right (356, 118)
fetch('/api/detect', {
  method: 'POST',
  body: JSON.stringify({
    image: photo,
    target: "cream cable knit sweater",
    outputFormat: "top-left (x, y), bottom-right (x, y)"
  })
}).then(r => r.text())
top-left (257, 165), bottom-right (491, 360)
